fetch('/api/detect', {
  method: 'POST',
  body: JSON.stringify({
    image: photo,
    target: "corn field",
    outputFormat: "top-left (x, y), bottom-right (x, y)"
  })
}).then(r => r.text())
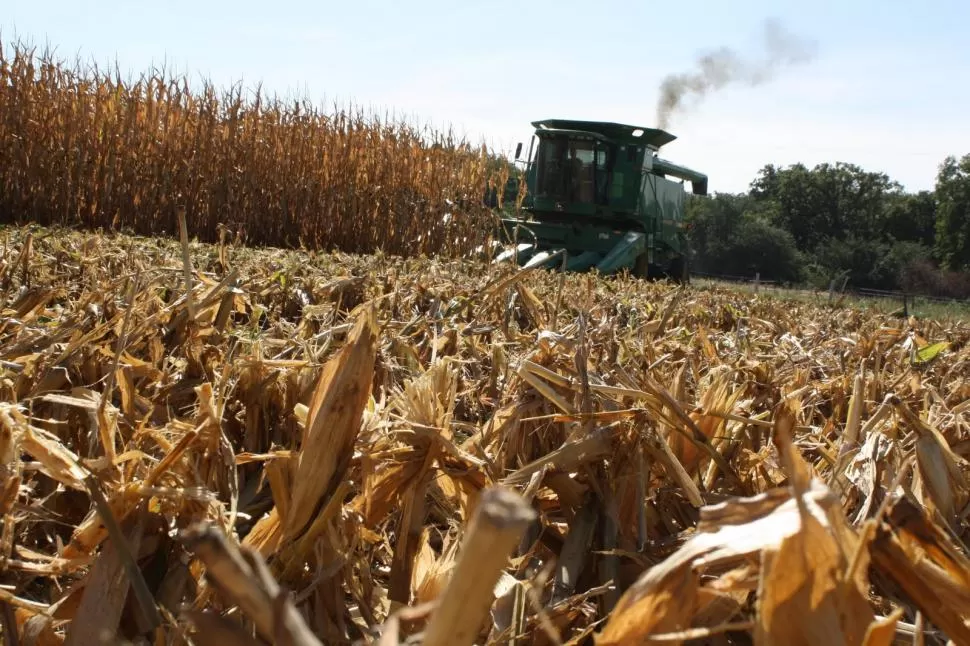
top-left (0, 36), bottom-right (505, 257)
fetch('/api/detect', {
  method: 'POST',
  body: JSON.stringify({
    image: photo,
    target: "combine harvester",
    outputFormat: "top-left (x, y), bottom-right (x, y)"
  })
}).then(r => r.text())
top-left (487, 119), bottom-right (708, 282)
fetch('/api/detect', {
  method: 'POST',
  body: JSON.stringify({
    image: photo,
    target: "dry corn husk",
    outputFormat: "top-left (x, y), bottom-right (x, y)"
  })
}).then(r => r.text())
top-left (0, 226), bottom-right (968, 645)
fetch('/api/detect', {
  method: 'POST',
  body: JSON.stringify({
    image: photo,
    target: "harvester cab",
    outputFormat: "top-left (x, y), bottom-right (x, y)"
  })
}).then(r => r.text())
top-left (488, 119), bottom-right (708, 282)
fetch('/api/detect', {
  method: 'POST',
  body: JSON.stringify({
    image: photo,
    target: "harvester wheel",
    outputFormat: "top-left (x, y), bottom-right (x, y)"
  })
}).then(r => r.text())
top-left (633, 252), bottom-right (650, 279)
top-left (669, 257), bottom-right (687, 284)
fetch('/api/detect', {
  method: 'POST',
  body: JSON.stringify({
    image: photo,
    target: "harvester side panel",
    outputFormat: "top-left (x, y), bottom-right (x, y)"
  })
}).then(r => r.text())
top-left (640, 173), bottom-right (687, 265)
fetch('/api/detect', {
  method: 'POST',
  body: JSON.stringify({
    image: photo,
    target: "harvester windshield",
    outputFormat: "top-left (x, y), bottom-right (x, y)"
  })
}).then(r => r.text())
top-left (533, 134), bottom-right (612, 206)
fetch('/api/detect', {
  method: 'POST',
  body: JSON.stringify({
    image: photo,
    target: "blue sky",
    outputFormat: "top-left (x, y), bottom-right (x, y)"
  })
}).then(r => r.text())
top-left (4, 0), bottom-right (968, 194)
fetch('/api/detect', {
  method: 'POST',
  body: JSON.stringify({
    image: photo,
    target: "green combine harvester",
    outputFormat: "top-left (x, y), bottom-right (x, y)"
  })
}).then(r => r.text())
top-left (486, 119), bottom-right (708, 282)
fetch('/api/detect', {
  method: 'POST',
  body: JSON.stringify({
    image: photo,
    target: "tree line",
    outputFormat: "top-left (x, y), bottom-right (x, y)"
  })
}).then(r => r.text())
top-left (685, 154), bottom-right (970, 299)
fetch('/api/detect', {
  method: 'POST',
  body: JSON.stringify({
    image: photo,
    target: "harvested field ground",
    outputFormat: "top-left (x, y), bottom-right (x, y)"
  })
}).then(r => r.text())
top-left (1, 224), bottom-right (970, 645)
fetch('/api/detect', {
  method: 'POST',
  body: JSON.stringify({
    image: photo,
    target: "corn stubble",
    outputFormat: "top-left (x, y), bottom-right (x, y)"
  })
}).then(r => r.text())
top-left (2, 225), bottom-right (970, 645)
top-left (0, 38), bottom-right (502, 258)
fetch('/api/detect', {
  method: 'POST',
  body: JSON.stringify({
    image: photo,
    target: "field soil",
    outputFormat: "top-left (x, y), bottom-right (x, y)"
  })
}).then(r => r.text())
top-left (1, 225), bottom-right (969, 645)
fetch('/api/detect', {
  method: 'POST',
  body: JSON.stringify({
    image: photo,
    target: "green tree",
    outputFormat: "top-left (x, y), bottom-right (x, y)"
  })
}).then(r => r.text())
top-left (749, 161), bottom-right (903, 250)
top-left (883, 240), bottom-right (935, 289)
top-left (934, 154), bottom-right (970, 271)
top-left (726, 217), bottom-right (803, 283)
top-left (686, 193), bottom-right (801, 282)
top-left (883, 190), bottom-right (937, 248)
top-left (685, 192), bottom-right (750, 273)
top-left (689, 154), bottom-right (970, 293)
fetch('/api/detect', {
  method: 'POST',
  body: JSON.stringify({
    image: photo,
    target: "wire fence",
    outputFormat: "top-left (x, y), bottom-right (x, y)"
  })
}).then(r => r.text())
top-left (689, 270), bottom-right (970, 311)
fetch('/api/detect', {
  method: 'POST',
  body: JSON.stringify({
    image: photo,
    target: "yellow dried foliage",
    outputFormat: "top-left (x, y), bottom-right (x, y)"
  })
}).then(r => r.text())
top-left (0, 38), bottom-right (503, 258)
top-left (0, 226), bottom-right (967, 645)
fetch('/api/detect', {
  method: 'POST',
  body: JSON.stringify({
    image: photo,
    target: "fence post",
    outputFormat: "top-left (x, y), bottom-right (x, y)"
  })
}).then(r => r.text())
top-left (754, 272), bottom-right (760, 293)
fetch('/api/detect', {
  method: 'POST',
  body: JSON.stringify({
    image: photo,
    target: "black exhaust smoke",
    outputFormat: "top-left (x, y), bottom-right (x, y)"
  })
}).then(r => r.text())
top-left (656, 19), bottom-right (817, 129)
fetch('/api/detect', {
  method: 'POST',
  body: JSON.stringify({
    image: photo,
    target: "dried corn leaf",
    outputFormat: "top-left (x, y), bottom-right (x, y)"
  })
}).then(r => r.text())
top-left (0, 226), bottom-right (967, 644)
top-left (283, 305), bottom-right (378, 543)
